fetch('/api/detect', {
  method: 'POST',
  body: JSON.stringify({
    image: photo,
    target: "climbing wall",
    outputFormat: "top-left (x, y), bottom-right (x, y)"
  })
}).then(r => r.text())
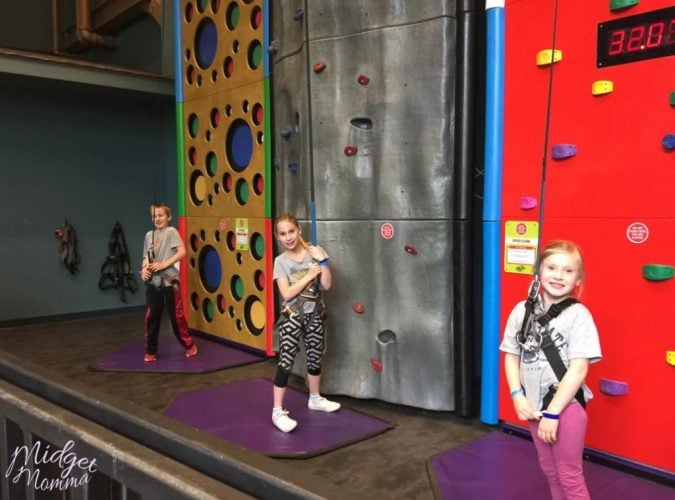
top-left (271, 1), bottom-right (460, 410)
top-left (177, 0), bottom-right (273, 353)
top-left (499, 0), bottom-right (674, 471)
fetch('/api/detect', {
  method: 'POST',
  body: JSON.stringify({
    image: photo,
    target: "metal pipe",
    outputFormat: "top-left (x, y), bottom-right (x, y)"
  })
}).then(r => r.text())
top-left (51, 0), bottom-right (60, 53)
top-left (75, 0), bottom-right (116, 48)
top-left (76, 0), bottom-right (91, 31)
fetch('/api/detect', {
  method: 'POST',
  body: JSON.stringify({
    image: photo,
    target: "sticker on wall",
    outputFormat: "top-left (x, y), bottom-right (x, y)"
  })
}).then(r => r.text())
top-left (504, 221), bottom-right (539, 274)
top-left (626, 222), bottom-right (649, 244)
top-left (381, 222), bottom-right (395, 240)
top-left (235, 218), bottom-right (249, 251)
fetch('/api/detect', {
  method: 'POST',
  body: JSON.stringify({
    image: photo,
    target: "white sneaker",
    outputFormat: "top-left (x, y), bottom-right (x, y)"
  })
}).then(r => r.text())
top-left (308, 396), bottom-right (341, 412)
top-left (272, 410), bottom-right (297, 433)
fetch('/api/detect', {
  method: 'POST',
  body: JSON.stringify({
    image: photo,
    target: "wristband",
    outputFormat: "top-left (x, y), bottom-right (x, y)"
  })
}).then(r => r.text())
top-left (510, 388), bottom-right (524, 398)
top-left (541, 412), bottom-right (559, 420)
top-left (319, 258), bottom-right (330, 266)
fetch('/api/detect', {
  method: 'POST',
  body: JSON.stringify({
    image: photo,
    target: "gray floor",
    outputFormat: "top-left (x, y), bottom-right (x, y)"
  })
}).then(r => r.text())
top-left (0, 311), bottom-right (491, 499)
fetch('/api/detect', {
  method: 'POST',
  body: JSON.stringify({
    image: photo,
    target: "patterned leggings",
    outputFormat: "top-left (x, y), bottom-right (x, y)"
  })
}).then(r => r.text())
top-left (275, 313), bottom-right (325, 385)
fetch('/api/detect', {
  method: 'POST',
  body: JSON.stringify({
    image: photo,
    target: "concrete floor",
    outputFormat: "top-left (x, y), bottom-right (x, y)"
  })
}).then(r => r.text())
top-left (0, 311), bottom-right (491, 499)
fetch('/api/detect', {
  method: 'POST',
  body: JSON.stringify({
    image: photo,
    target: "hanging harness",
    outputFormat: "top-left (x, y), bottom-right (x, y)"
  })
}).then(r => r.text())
top-left (98, 221), bottom-right (138, 302)
top-left (54, 220), bottom-right (81, 275)
top-left (518, 295), bottom-right (586, 408)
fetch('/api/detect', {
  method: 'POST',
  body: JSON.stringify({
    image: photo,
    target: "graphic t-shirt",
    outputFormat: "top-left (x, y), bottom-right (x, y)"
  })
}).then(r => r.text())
top-left (273, 251), bottom-right (320, 313)
top-left (142, 226), bottom-right (183, 287)
top-left (500, 300), bottom-right (602, 411)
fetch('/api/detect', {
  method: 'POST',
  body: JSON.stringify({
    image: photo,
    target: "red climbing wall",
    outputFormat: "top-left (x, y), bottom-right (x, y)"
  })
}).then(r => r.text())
top-left (499, 0), bottom-right (674, 471)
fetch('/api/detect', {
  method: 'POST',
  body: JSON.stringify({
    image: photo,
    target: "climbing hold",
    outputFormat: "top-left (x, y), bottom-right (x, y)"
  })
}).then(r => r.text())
top-left (599, 379), bottom-right (629, 396)
top-left (536, 49), bottom-right (562, 66)
top-left (609, 0), bottom-right (638, 11)
top-left (280, 126), bottom-right (293, 140)
top-left (519, 197), bottom-right (538, 210)
top-left (592, 80), bottom-right (613, 96)
top-left (357, 74), bottom-right (370, 86)
top-left (551, 144), bottom-right (577, 160)
top-left (313, 61), bottom-right (327, 74)
top-left (642, 264), bottom-right (674, 281)
top-left (344, 145), bottom-right (357, 156)
top-left (287, 160), bottom-right (299, 174)
top-left (352, 302), bottom-right (366, 314)
top-left (267, 39), bottom-right (279, 54)
top-left (273, 158), bottom-right (281, 169)
top-left (667, 351), bottom-right (675, 366)
top-left (371, 358), bottom-right (383, 373)
top-left (293, 8), bottom-right (304, 21)
top-left (404, 245), bottom-right (418, 255)
top-left (662, 134), bottom-right (675, 151)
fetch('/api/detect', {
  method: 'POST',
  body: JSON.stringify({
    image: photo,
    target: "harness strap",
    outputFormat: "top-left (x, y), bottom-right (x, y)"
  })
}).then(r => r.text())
top-left (519, 297), bottom-right (586, 408)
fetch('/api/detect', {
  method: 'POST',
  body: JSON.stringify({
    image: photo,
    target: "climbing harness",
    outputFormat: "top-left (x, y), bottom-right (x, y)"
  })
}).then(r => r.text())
top-left (518, 296), bottom-right (587, 409)
top-left (517, 297), bottom-right (577, 352)
top-left (273, 281), bottom-right (326, 353)
top-left (98, 221), bottom-right (138, 302)
top-left (54, 220), bottom-right (81, 275)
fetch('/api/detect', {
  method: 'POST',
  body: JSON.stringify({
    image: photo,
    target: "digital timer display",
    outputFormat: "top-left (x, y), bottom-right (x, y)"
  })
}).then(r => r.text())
top-left (597, 6), bottom-right (674, 67)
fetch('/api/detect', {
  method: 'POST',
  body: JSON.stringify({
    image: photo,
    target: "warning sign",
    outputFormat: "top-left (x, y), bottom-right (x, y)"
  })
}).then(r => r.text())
top-left (235, 218), bottom-right (249, 251)
top-left (381, 222), bottom-right (395, 240)
top-left (504, 221), bottom-right (539, 274)
top-left (626, 222), bottom-right (649, 244)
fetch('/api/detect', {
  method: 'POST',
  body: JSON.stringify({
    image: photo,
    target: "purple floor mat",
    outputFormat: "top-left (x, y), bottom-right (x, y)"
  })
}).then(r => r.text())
top-left (163, 377), bottom-right (393, 457)
top-left (91, 338), bottom-right (262, 373)
top-left (428, 432), bottom-right (674, 500)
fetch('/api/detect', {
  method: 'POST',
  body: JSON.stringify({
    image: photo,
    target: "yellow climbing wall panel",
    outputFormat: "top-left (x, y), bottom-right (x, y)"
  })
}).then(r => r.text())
top-left (180, 0), bottom-right (269, 351)
top-left (186, 216), bottom-right (269, 351)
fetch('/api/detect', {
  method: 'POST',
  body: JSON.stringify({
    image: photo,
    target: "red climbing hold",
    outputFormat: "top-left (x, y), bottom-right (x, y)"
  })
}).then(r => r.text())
top-left (357, 74), bottom-right (370, 85)
top-left (371, 358), bottom-right (383, 373)
top-left (313, 61), bottom-right (327, 73)
top-left (344, 145), bottom-right (358, 156)
top-left (352, 302), bottom-right (365, 314)
top-left (404, 245), bottom-right (418, 255)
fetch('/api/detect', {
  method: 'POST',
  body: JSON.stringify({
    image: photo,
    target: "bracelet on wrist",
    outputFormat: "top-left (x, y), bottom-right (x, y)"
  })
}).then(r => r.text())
top-left (541, 411), bottom-right (559, 420)
top-left (319, 258), bottom-right (330, 266)
top-left (510, 388), bottom-right (524, 398)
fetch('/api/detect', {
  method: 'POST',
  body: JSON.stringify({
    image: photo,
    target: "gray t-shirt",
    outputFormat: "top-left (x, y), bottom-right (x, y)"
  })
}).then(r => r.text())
top-left (143, 226), bottom-right (183, 287)
top-left (500, 300), bottom-right (602, 411)
top-left (273, 252), bottom-right (321, 313)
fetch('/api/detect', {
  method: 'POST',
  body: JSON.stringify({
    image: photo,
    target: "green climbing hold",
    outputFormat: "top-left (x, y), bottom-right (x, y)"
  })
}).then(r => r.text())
top-left (642, 264), bottom-right (674, 281)
top-left (609, 0), bottom-right (638, 11)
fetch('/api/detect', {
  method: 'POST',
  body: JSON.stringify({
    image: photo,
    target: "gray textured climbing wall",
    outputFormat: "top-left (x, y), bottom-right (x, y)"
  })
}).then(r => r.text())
top-left (272, 0), bottom-right (458, 410)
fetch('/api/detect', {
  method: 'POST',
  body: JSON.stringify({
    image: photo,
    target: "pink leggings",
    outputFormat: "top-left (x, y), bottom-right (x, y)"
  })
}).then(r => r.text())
top-left (528, 403), bottom-right (590, 500)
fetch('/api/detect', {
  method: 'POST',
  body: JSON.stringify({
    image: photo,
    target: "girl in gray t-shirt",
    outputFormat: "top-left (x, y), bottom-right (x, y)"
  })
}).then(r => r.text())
top-left (500, 240), bottom-right (601, 500)
top-left (270, 213), bottom-right (341, 433)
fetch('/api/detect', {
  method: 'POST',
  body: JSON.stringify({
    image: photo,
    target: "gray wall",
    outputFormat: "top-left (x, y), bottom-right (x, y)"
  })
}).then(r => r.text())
top-left (0, 74), bottom-right (176, 322)
top-left (272, 1), bottom-right (459, 410)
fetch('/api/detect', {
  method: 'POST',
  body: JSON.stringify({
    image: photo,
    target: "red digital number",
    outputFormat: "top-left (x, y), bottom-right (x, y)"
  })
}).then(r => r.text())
top-left (626, 26), bottom-right (645, 52)
top-left (608, 29), bottom-right (625, 55)
top-left (645, 22), bottom-right (664, 48)
top-left (667, 18), bottom-right (675, 45)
